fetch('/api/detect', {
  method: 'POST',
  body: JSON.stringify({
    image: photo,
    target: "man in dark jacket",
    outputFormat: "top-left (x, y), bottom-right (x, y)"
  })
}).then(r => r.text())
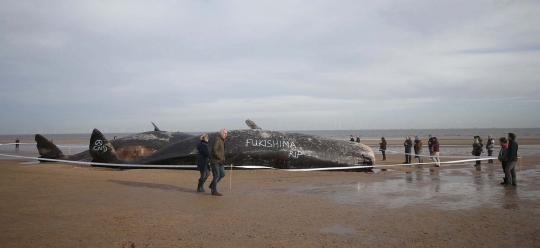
top-left (196, 134), bottom-right (210, 192)
top-left (505, 133), bottom-right (519, 187)
top-left (209, 129), bottom-right (227, 196)
top-left (472, 136), bottom-right (483, 166)
top-left (379, 137), bottom-right (387, 161)
top-left (428, 135), bottom-right (434, 161)
top-left (404, 136), bottom-right (412, 164)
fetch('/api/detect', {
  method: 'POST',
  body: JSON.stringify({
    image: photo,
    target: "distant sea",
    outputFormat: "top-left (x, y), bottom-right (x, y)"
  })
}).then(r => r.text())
top-left (2, 128), bottom-right (539, 159)
top-left (1, 128), bottom-right (539, 141)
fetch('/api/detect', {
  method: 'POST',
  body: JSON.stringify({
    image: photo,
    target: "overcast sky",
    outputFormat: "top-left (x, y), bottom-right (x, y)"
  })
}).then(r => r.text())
top-left (1, 0), bottom-right (539, 134)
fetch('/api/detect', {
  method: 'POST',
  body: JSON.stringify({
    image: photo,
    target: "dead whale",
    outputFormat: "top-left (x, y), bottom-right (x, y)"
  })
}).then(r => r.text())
top-left (36, 123), bottom-right (194, 162)
top-left (89, 120), bottom-right (375, 169)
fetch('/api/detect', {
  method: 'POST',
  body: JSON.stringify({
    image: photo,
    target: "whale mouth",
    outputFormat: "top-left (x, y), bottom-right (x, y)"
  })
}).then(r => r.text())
top-left (361, 156), bottom-right (374, 165)
top-left (353, 145), bottom-right (375, 165)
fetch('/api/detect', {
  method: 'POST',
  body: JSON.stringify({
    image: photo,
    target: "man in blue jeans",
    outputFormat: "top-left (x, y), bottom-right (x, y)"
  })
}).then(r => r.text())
top-left (505, 133), bottom-right (519, 187)
top-left (209, 129), bottom-right (227, 196)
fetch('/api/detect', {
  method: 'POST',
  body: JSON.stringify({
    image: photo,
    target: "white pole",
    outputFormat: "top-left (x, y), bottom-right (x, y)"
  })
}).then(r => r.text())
top-left (229, 164), bottom-right (233, 190)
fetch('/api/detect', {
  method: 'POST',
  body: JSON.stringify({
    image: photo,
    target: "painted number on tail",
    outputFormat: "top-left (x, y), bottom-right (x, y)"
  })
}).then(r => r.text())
top-left (93, 140), bottom-right (108, 153)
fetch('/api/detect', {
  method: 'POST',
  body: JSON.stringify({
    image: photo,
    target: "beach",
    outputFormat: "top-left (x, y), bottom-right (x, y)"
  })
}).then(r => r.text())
top-left (1, 141), bottom-right (540, 247)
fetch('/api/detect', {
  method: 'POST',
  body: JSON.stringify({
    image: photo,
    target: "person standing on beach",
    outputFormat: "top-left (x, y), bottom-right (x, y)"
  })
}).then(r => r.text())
top-left (349, 135), bottom-right (355, 142)
top-left (379, 137), bottom-right (387, 161)
top-left (356, 136), bottom-right (360, 143)
top-left (497, 137), bottom-right (509, 185)
top-left (404, 136), bottom-right (412, 164)
top-left (486, 134), bottom-right (495, 163)
top-left (414, 136), bottom-right (423, 164)
top-left (505, 133), bottom-right (519, 187)
top-left (432, 137), bottom-right (440, 167)
top-left (15, 138), bottom-right (19, 151)
top-left (472, 136), bottom-right (483, 166)
top-left (196, 134), bottom-right (211, 193)
top-left (428, 135), bottom-right (434, 161)
top-left (209, 129), bottom-right (227, 196)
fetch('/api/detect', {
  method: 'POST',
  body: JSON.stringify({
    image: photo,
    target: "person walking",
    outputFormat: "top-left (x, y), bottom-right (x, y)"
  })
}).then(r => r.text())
top-left (414, 136), bottom-right (423, 164)
top-left (15, 138), bottom-right (19, 151)
top-left (486, 134), bottom-right (495, 163)
top-left (432, 137), bottom-right (440, 167)
top-left (379, 137), bottom-right (387, 161)
top-left (196, 134), bottom-right (210, 192)
top-left (505, 133), bottom-right (519, 187)
top-left (497, 137), bottom-right (509, 185)
top-left (404, 136), bottom-right (412, 164)
top-left (209, 129), bottom-right (227, 196)
top-left (428, 135), bottom-right (434, 161)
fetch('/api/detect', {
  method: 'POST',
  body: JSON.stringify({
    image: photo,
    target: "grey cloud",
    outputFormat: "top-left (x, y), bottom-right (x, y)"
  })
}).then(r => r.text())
top-left (0, 0), bottom-right (539, 134)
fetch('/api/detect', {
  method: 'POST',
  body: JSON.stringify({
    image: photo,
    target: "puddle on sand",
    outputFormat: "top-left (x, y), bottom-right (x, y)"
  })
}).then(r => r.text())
top-left (296, 165), bottom-right (540, 211)
top-left (19, 161), bottom-right (40, 165)
top-left (320, 225), bottom-right (357, 234)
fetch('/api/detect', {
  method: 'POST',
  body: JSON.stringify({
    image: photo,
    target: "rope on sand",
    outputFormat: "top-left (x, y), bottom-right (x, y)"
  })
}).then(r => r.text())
top-left (0, 153), bottom-right (508, 171)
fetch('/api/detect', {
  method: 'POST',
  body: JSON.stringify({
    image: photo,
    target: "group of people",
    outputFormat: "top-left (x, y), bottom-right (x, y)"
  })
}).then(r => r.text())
top-left (396, 135), bottom-right (440, 166)
top-left (471, 135), bottom-right (496, 166)
top-left (387, 133), bottom-right (519, 187)
top-left (196, 129), bottom-right (228, 196)
top-left (349, 135), bottom-right (360, 143)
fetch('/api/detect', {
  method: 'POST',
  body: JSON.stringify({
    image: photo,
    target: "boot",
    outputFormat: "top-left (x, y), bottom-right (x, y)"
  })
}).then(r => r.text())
top-left (197, 181), bottom-right (205, 192)
top-left (500, 177), bottom-right (508, 185)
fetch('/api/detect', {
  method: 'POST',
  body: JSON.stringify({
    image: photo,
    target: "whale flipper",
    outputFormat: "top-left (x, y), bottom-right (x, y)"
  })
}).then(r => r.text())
top-left (89, 129), bottom-right (123, 164)
top-left (151, 122), bottom-right (161, 131)
top-left (35, 134), bottom-right (66, 160)
top-left (245, 119), bottom-right (262, 130)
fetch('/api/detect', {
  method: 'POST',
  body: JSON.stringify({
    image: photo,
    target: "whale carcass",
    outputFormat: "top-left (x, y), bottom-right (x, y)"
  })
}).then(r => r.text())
top-left (36, 123), bottom-right (194, 162)
top-left (89, 120), bottom-right (375, 169)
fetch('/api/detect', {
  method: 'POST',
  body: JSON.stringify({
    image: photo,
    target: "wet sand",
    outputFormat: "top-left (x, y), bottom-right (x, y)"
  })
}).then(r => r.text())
top-left (1, 154), bottom-right (540, 247)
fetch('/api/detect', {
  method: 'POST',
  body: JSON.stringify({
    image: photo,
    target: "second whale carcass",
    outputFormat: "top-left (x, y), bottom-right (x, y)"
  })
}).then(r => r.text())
top-left (89, 120), bottom-right (375, 169)
top-left (36, 122), bottom-right (194, 162)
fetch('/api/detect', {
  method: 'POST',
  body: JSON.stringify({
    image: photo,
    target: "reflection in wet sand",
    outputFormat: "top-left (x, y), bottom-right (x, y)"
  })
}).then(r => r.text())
top-left (296, 165), bottom-right (540, 211)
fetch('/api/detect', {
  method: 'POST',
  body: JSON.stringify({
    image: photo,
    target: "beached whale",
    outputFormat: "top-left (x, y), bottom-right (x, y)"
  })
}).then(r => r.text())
top-left (89, 120), bottom-right (375, 169)
top-left (36, 123), bottom-right (194, 162)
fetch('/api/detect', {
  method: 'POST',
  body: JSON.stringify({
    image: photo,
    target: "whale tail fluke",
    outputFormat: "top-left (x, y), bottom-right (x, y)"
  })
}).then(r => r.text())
top-left (151, 122), bottom-right (161, 131)
top-left (245, 119), bottom-right (262, 130)
top-left (89, 128), bottom-right (123, 164)
top-left (35, 134), bottom-right (66, 160)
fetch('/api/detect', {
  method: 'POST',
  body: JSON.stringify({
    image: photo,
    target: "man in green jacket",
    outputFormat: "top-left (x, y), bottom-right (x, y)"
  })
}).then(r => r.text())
top-left (209, 129), bottom-right (227, 196)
